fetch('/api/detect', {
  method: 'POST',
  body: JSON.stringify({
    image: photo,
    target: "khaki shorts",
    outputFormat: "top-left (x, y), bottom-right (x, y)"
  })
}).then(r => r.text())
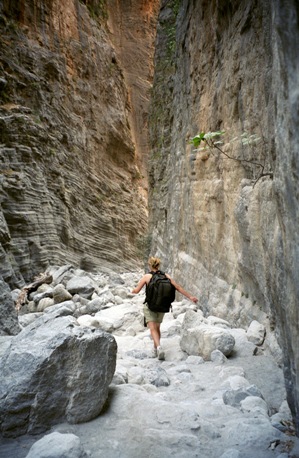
top-left (143, 304), bottom-right (165, 325)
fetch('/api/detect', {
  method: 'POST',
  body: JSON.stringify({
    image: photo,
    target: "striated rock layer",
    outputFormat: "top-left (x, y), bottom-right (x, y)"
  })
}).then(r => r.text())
top-left (0, 0), bottom-right (159, 289)
top-left (149, 0), bottom-right (299, 433)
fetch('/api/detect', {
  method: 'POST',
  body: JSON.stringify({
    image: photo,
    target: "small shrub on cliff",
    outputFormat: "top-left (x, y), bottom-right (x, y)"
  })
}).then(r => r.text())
top-left (190, 130), bottom-right (273, 185)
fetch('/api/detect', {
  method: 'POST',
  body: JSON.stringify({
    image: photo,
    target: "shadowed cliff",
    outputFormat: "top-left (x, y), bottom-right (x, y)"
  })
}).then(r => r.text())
top-left (149, 0), bottom-right (299, 435)
top-left (0, 0), bottom-right (158, 288)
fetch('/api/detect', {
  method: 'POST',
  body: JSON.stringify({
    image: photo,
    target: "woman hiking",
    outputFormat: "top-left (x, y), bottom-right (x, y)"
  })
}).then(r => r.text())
top-left (132, 256), bottom-right (198, 360)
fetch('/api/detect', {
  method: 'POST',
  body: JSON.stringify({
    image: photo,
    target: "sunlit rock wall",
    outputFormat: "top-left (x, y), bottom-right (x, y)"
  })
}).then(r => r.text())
top-left (149, 0), bottom-right (299, 432)
top-left (107, 0), bottom-right (160, 190)
top-left (0, 0), bottom-right (158, 288)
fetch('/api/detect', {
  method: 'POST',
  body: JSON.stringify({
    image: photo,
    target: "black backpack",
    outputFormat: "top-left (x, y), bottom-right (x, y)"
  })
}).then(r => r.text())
top-left (145, 271), bottom-right (176, 313)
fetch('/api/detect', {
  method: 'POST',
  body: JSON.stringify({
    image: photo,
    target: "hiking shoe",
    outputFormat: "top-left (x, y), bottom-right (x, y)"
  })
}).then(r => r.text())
top-left (157, 346), bottom-right (165, 360)
top-left (151, 347), bottom-right (158, 358)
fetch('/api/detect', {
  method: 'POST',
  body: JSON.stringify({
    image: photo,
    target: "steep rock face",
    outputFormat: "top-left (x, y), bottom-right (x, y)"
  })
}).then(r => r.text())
top-left (149, 0), bottom-right (299, 432)
top-left (0, 0), bottom-right (158, 289)
top-left (0, 278), bottom-right (20, 335)
top-left (107, 0), bottom-right (160, 189)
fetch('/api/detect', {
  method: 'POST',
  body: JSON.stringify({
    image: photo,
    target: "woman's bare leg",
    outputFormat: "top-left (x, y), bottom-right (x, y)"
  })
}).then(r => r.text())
top-left (147, 321), bottom-right (161, 348)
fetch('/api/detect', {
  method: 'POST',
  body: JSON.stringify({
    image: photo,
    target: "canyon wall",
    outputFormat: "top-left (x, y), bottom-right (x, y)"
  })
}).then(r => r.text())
top-left (0, 0), bottom-right (158, 291)
top-left (149, 0), bottom-right (299, 433)
top-left (1, 0), bottom-right (298, 437)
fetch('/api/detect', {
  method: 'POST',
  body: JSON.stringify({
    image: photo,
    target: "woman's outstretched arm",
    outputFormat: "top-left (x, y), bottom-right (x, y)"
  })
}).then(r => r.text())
top-left (166, 275), bottom-right (198, 303)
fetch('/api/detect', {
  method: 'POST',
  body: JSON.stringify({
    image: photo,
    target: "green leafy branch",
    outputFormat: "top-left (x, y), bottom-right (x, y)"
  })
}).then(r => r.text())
top-left (190, 131), bottom-right (273, 185)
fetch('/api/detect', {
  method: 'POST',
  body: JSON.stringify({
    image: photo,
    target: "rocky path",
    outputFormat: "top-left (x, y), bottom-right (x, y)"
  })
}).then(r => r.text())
top-left (1, 268), bottom-right (299, 458)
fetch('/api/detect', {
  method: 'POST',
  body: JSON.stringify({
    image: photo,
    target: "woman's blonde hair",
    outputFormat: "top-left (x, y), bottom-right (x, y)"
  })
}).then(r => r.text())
top-left (148, 256), bottom-right (161, 270)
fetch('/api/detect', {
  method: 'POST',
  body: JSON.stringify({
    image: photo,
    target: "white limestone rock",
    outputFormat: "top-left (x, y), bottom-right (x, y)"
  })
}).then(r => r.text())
top-left (125, 326), bottom-right (137, 336)
top-left (113, 286), bottom-right (129, 299)
top-left (52, 284), bottom-right (72, 304)
top-left (112, 364), bottom-right (128, 385)
top-left (229, 328), bottom-right (257, 357)
top-left (279, 400), bottom-right (292, 419)
top-left (18, 312), bottom-right (43, 327)
top-left (25, 432), bottom-right (86, 458)
top-left (77, 314), bottom-right (101, 328)
top-left (94, 317), bottom-right (115, 333)
top-left (211, 349), bottom-right (227, 364)
top-left (186, 355), bottom-right (205, 365)
top-left (223, 385), bottom-right (264, 408)
top-left (240, 396), bottom-right (269, 417)
top-left (114, 295), bottom-right (124, 305)
top-left (37, 297), bottom-right (55, 312)
top-left (206, 315), bottom-right (231, 328)
top-left (219, 450), bottom-right (240, 458)
top-left (95, 302), bottom-right (144, 335)
top-left (246, 320), bottom-right (266, 345)
top-left (221, 375), bottom-right (250, 391)
top-left (44, 301), bottom-right (76, 317)
top-left (180, 311), bottom-right (235, 359)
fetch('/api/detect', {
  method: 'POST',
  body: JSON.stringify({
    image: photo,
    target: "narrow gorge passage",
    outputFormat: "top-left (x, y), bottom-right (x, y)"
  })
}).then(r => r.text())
top-left (0, 0), bottom-right (299, 456)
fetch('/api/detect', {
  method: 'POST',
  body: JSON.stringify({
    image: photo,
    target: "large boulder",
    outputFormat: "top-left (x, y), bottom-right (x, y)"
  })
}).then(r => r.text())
top-left (0, 312), bottom-right (117, 437)
top-left (95, 302), bottom-right (144, 335)
top-left (180, 311), bottom-right (235, 360)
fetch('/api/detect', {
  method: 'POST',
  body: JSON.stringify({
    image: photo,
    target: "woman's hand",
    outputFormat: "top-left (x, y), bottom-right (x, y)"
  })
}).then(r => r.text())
top-left (189, 296), bottom-right (198, 304)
